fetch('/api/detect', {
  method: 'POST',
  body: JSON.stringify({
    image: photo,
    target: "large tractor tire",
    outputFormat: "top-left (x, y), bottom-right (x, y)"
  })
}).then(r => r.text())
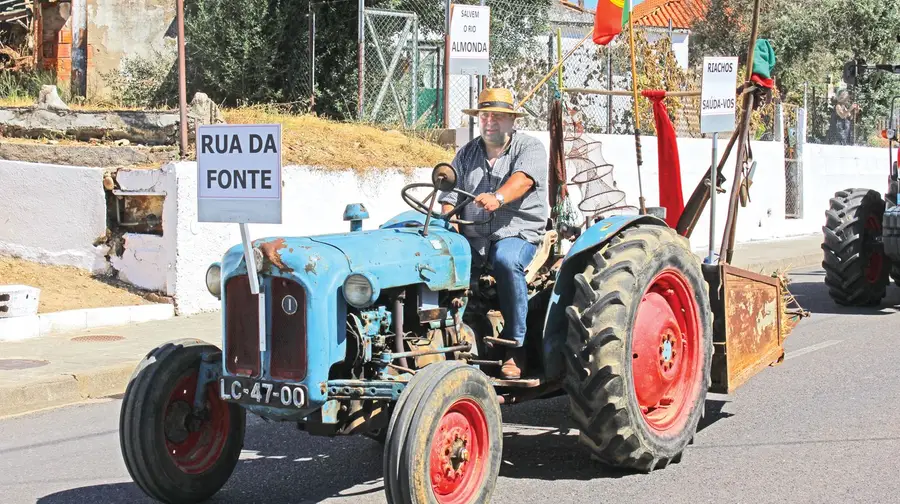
top-left (822, 188), bottom-right (890, 306)
top-left (562, 224), bottom-right (713, 472)
top-left (383, 361), bottom-right (502, 504)
top-left (120, 339), bottom-right (246, 504)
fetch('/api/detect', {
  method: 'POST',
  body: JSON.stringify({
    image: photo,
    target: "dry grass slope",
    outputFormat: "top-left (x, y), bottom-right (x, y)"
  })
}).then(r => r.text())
top-left (222, 108), bottom-right (454, 172)
top-left (0, 258), bottom-right (153, 313)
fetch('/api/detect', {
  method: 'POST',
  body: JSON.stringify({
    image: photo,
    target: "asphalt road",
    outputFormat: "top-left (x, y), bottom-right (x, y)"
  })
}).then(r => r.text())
top-left (3, 266), bottom-right (900, 504)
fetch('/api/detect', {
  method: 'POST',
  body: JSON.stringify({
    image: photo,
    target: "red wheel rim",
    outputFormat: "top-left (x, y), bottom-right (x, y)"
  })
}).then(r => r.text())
top-left (428, 398), bottom-right (489, 504)
top-left (865, 215), bottom-right (884, 284)
top-left (163, 371), bottom-right (231, 474)
top-left (631, 269), bottom-right (703, 435)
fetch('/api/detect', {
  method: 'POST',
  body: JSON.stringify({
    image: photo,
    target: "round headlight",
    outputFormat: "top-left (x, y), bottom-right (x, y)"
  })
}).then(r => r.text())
top-left (206, 263), bottom-right (222, 299)
top-left (343, 273), bottom-right (377, 308)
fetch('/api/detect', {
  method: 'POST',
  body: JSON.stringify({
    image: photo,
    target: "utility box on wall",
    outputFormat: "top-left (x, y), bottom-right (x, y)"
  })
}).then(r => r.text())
top-left (0, 285), bottom-right (41, 318)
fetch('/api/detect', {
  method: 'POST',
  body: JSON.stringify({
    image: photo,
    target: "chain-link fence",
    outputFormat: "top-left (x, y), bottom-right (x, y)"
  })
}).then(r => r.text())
top-left (352, 1), bottom-right (789, 142)
top-left (355, 0), bottom-right (714, 138)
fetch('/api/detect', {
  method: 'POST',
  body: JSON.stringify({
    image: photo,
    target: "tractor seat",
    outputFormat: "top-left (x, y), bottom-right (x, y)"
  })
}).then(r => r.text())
top-left (475, 231), bottom-right (558, 288)
top-left (524, 230), bottom-right (558, 284)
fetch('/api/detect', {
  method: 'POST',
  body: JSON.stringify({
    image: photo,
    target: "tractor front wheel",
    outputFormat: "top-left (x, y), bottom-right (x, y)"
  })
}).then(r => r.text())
top-left (383, 361), bottom-right (502, 504)
top-left (562, 224), bottom-right (713, 472)
top-left (822, 188), bottom-right (890, 306)
top-left (119, 339), bottom-right (246, 504)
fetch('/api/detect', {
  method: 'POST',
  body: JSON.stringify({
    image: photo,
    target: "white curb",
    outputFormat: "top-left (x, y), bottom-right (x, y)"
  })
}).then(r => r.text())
top-left (0, 303), bottom-right (175, 342)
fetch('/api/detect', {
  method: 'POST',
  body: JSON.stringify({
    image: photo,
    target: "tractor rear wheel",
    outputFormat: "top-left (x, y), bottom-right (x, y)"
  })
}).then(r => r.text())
top-left (120, 339), bottom-right (246, 504)
top-left (562, 224), bottom-right (713, 472)
top-left (822, 188), bottom-right (890, 306)
top-left (383, 361), bottom-right (502, 504)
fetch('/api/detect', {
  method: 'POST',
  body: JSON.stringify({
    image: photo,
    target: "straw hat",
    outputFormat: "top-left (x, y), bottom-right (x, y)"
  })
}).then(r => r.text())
top-left (462, 88), bottom-right (527, 117)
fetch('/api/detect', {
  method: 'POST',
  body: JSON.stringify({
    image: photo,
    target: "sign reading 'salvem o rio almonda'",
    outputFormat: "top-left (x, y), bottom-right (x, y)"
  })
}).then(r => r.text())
top-left (448, 4), bottom-right (490, 76)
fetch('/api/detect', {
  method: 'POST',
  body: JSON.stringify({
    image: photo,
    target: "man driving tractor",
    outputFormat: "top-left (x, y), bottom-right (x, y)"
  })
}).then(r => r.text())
top-left (439, 87), bottom-right (550, 380)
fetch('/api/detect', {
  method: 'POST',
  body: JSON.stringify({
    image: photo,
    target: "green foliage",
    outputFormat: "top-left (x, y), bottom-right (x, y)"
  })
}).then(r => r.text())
top-left (689, 0), bottom-right (900, 144)
top-left (184, 0), bottom-right (292, 105)
top-left (0, 69), bottom-right (58, 102)
top-left (101, 42), bottom-right (178, 108)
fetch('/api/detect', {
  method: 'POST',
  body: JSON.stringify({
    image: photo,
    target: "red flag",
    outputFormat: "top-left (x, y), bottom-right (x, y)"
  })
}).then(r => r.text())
top-left (642, 90), bottom-right (685, 228)
top-left (593, 0), bottom-right (626, 45)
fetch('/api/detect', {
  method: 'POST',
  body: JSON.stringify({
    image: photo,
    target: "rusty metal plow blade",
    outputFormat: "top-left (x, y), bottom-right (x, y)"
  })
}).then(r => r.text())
top-left (702, 264), bottom-right (809, 394)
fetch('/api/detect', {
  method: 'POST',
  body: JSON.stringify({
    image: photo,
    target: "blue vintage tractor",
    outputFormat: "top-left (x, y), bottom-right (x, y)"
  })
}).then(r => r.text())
top-left (119, 162), bottom-right (785, 504)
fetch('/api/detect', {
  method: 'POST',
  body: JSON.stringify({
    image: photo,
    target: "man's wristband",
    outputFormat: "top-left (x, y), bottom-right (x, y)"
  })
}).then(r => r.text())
top-left (494, 192), bottom-right (505, 206)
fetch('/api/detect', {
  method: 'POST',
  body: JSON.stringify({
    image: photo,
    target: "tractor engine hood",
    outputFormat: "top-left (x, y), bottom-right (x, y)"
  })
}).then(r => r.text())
top-left (221, 223), bottom-right (472, 293)
top-left (305, 225), bottom-right (472, 292)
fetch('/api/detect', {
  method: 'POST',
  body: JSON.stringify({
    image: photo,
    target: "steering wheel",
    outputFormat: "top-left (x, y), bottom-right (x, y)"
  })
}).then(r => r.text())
top-left (400, 163), bottom-right (495, 226)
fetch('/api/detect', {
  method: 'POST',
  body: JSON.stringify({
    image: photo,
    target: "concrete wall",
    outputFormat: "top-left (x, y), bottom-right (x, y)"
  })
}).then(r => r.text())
top-left (0, 160), bottom-right (108, 272)
top-left (111, 165), bottom-right (177, 294)
top-left (87, 0), bottom-right (176, 98)
top-left (782, 143), bottom-right (889, 236)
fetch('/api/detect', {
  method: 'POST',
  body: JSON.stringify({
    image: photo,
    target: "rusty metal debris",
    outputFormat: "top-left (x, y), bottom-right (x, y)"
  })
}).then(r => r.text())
top-left (705, 264), bottom-right (789, 394)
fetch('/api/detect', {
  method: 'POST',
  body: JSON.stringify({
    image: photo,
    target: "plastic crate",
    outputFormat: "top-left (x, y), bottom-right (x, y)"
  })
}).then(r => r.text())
top-left (0, 285), bottom-right (41, 318)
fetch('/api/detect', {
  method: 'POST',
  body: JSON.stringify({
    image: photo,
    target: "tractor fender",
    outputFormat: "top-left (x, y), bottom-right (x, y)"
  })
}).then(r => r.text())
top-left (542, 214), bottom-right (669, 379)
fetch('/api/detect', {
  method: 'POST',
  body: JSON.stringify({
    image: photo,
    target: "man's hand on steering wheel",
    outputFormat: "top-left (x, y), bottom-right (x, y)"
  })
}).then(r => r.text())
top-left (474, 193), bottom-right (503, 212)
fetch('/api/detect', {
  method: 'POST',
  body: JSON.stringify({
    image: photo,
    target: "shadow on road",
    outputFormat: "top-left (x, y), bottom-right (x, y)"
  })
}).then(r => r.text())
top-left (785, 273), bottom-right (900, 316)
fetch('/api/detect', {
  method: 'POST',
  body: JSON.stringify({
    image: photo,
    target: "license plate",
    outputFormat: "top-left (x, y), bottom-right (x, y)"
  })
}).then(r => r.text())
top-left (219, 377), bottom-right (308, 408)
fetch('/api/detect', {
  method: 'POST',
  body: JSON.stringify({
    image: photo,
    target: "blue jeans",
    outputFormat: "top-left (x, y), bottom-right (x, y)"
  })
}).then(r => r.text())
top-left (473, 237), bottom-right (538, 348)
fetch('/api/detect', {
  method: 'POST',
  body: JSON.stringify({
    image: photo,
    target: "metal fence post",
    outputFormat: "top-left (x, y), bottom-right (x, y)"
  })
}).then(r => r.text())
top-left (70, 0), bottom-right (88, 99)
top-left (309, 4), bottom-right (316, 111)
top-left (443, 0), bottom-right (450, 128)
top-left (358, 0), bottom-right (365, 120)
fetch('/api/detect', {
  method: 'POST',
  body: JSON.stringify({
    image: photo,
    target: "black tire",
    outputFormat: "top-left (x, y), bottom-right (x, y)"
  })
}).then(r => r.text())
top-left (383, 361), bottom-right (502, 504)
top-left (562, 224), bottom-right (713, 472)
top-left (120, 339), bottom-right (246, 504)
top-left (822, 188), bottom-right (890, 306)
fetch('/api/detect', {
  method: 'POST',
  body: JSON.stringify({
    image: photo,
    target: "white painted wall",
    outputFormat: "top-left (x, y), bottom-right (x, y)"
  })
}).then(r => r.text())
top-left (0, 160), bottom-right (108, 272)
top-left (780, 143), bottom-right (889, 236)
top-left (2, 133), bottom-right (891, 317)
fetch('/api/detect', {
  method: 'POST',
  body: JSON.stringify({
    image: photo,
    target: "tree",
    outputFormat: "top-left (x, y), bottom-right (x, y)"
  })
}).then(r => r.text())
top-left (689, 0), bottom-right (900, 144)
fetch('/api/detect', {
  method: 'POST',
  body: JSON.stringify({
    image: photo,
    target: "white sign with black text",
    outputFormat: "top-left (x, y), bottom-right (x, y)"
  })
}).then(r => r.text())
top-left (448, 4), bottom-right (491, 75)
top-left (197, 124), bottom-right (283, 224)
top-left (700, 56), bottom-right (739, 134)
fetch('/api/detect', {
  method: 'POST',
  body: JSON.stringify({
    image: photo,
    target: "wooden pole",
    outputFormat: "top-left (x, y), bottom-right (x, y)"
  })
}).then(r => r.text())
top-left (718, 0), bottom-right (762, 263)
top-left (176, 0), bottom-right (188, 159)
top-left (564, 88), bottom-right (701, 97)
top-left (628, 3), bottom-right (647, 214)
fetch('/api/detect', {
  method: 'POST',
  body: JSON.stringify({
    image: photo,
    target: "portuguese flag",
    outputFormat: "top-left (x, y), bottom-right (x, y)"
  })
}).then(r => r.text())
top-left (593, 0), bottom-right (645, 45)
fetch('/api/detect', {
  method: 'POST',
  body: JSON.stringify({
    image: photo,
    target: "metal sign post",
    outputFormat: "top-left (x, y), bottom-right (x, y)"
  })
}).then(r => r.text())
top-left (699, 56), bottom-right (739, 263)
top-left (197, 123), bottom-right (283, 353)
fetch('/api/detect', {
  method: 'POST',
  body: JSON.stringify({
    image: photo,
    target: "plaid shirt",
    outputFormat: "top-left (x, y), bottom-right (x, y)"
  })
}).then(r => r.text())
top-left (439, 131), bottom-right (549, 260)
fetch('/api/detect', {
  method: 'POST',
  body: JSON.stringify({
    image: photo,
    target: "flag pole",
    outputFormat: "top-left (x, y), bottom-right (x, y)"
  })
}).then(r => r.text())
top-left (628, 1), bottom-right (647, 214)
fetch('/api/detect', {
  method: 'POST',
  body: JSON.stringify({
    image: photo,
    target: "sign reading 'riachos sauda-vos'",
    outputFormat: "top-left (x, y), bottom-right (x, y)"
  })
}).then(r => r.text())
top-left (700, 56), bottom-right (739, 134)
